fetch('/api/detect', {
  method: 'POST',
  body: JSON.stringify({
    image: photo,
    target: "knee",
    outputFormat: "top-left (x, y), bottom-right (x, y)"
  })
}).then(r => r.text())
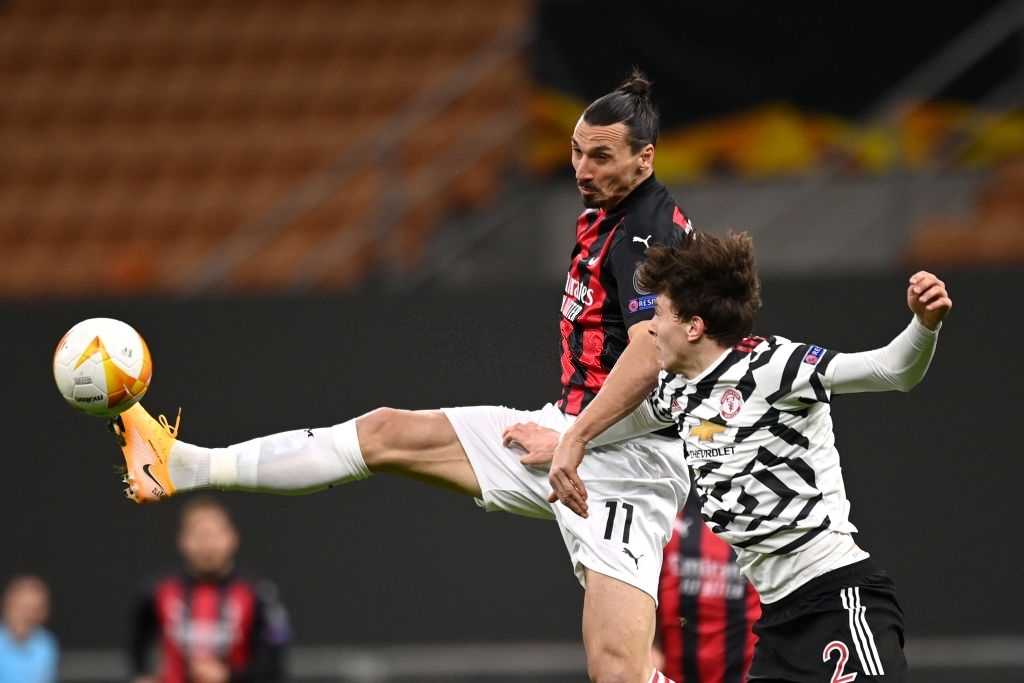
top-left (354, 407), bottom-right (405, 463)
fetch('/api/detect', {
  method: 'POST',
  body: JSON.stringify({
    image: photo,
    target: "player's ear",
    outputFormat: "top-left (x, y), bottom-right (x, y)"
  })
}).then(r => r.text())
top-left (688, 316), bottom-right (705, 340)
top-left (638, 144), bottom-right (654, 171)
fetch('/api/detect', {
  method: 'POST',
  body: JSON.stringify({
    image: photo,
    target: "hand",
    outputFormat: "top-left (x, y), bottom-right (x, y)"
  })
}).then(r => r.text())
top-left (502, 422), bottom-right (561, 467)
top-left (547, 436), bottom-right (590, 517)
top-left (188, 654), bottom-right (231, 683)
top-left (907, 271), bottom-right (952, 330)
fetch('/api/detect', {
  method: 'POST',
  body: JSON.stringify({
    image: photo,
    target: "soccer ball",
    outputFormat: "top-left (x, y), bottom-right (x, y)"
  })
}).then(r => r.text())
top-left (53, 318), bottom-right (153, 417)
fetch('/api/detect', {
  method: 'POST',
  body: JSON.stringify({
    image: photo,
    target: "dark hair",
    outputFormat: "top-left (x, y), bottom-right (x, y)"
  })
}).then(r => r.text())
top-left (637, 231), bottom-right (762, 347)
top-left (179, 494), bottom-right (234, 528)
top-left (582, 67), bottom-right (659, 152)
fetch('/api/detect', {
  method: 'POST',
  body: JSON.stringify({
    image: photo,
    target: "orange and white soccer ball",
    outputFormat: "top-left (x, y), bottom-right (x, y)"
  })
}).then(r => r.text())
top-left (53, 318), bottom-right (153, 417)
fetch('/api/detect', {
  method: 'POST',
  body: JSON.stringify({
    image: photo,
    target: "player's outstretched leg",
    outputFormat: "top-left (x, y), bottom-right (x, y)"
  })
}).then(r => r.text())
top-left (107, 401), bottom-right (371, 504)
top-left (108, 403), bottom-right (180, 503)
top-left (106, 403), bottom-right (477, 504)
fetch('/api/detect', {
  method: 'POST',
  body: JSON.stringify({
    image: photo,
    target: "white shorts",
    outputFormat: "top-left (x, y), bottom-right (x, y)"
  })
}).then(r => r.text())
top-left (442, 403), bottom-right (690, 601)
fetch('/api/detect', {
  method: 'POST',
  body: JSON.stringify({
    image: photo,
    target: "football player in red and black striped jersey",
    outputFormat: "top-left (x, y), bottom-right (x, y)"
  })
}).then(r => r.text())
top-left (129, 496), bottom-right (291, 683)
top-left (654, 493), bottom-right (759, 683)
top-left (111, 70), bottom-right (692, 683)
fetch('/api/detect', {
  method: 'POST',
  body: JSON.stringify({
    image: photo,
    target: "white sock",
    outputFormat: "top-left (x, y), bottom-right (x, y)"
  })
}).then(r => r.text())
top-left (168, 420), bottom-right (370, 493)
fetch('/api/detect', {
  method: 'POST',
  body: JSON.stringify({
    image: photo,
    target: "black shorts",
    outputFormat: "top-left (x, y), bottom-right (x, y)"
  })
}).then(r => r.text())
top-left (748, 558), bottom-right (907, 682)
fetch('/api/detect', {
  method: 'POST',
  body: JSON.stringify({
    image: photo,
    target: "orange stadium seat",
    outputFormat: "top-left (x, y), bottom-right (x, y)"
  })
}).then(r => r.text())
top-left (0, 0), bottom-right (533, 298)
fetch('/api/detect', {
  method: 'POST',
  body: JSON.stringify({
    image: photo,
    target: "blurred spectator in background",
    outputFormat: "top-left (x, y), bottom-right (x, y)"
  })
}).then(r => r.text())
top-left (0, 574), bottom-right (59, 683)
top-left (129, 495), bottom-right (291, 683)
top-left (653, 493), bottom-right (760, 683)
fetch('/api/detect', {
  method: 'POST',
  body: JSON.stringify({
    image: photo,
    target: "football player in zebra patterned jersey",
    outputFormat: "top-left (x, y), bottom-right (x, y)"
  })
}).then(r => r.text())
top-left (535, 230), bottom-right (951, 682)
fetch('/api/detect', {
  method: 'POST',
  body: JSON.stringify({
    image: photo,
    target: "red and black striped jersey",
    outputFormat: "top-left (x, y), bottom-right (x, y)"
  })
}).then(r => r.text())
top-left (557, 175), bottom-right (691, 415)
top-left (130, 569), bottom-right (291, 682)
top-left (657, 494), bottom-right (760, 683)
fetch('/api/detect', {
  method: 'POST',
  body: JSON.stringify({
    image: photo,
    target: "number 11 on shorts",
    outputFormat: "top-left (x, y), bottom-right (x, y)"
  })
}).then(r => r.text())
top-left (603, 500), bottom-right (634, 544)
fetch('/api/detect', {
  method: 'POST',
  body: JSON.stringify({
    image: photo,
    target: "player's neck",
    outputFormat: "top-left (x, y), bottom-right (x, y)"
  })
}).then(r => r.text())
top-left (680, 342), bottom-right (730, 380)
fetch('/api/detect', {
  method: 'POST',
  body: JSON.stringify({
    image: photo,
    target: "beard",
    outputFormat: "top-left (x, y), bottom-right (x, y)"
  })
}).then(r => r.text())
top-left (578, 184), bottom-right (602, 209)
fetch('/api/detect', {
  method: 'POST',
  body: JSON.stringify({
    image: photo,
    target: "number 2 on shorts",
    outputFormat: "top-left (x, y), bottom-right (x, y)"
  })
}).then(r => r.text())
top-left (823, 640), bottom-right (858, 683)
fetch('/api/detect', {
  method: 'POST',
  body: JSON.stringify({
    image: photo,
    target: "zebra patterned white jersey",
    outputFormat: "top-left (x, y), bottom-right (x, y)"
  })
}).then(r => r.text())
top-left (611, 316), bottom-right (939, 602)
top-left (652, 336), bottom-right (867, 603)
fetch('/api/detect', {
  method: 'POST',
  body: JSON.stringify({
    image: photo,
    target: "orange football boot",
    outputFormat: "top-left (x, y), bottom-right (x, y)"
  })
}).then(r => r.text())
top-left (107, 403), bottom-right (180, 503)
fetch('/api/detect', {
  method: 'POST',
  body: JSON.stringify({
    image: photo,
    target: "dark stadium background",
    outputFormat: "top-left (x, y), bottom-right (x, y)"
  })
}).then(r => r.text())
top-left (6, 269), bottom-right (1021, 674)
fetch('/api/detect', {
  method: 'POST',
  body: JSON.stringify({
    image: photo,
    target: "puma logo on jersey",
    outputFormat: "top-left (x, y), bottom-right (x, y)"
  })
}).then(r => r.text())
top-left (623, 547), bottom-right (644, 568)
top-left (633, 235), bottom-right (652, 248)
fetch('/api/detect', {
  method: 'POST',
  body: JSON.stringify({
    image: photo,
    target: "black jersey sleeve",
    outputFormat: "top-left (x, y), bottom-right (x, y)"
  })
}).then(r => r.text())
top-left (608, 233), bottom-right (658, 329)
top-left (607, 194), bottom-right (691, 329)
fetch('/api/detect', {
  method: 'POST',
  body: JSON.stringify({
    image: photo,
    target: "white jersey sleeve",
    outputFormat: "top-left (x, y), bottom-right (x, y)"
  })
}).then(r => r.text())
top-left (586, 399), bottom-right (673, 447)
top-left (829, 317), bottom-right (941, 394)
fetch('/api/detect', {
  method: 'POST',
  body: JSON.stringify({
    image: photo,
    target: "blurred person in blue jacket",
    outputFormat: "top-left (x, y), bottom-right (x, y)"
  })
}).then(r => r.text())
top-left (0, 574), bottom-right (59, 683)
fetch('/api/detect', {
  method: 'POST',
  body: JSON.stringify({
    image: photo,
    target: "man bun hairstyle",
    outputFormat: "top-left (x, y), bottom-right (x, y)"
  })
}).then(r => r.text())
top-left (582, 67), bottom-right (659, 152)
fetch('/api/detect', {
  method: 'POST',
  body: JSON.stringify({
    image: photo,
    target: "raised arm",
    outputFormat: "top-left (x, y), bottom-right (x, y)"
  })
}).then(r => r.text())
top-left (546, 321), bottom-right (662, 517)
top-left (832, 271), bottom-right (952, 394)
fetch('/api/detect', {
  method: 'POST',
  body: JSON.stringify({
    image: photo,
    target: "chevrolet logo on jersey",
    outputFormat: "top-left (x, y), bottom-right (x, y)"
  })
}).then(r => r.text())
top-left (690, 419), bottom-right (726, 442)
